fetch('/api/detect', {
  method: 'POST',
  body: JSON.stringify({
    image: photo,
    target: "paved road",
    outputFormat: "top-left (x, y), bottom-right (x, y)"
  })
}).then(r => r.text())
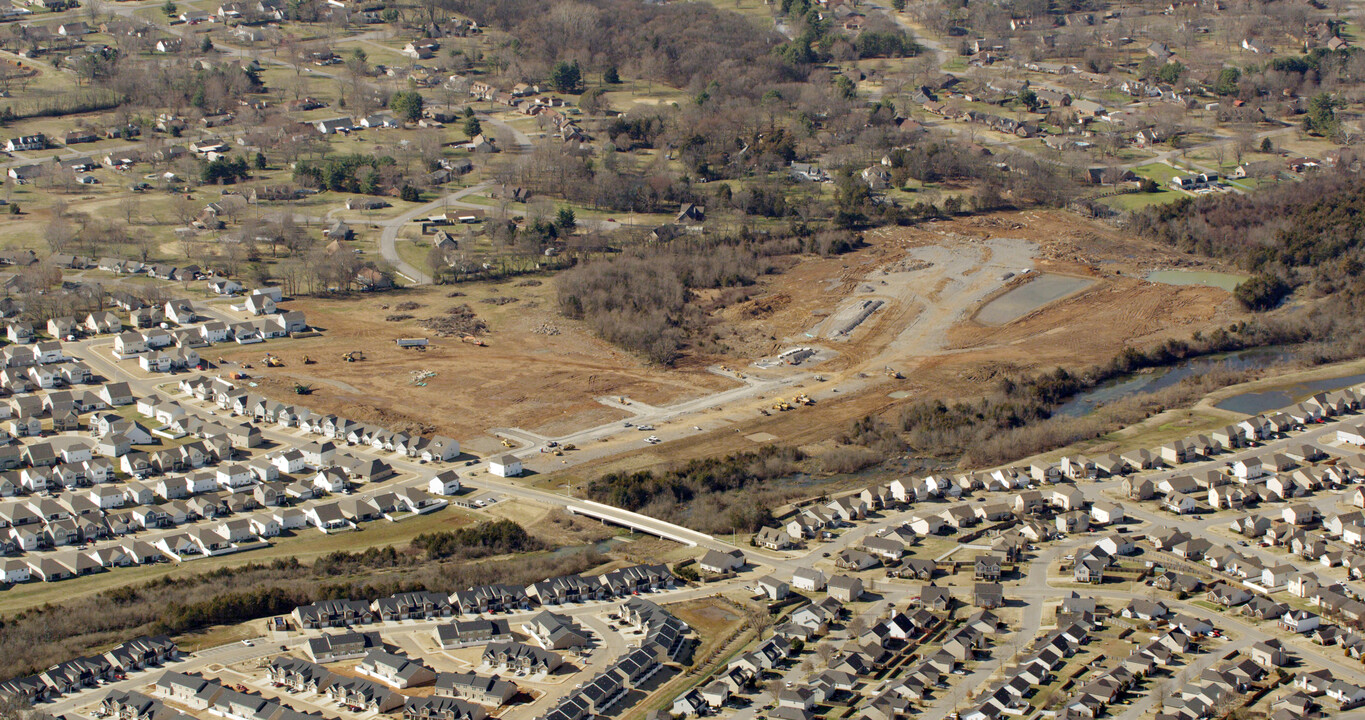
top-left (376, 182), bottom-right (491, 284)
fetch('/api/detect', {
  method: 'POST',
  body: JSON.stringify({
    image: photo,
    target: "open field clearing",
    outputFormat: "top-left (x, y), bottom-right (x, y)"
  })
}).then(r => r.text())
top-left (203, 210), bottom-right (1248, 481)
top-left (489, 210), bottom-right (1253, 483)
top-left (214, 282), bottom-right (738, 444)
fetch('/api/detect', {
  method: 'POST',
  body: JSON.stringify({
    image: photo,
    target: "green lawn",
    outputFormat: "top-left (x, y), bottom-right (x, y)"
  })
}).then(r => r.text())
top-left (395, 236), bottom-right (432, 275)
top-left (1104, 189), bottom-right (1181, 211)
top-left (1133, 163), bottom-right (1181, 183)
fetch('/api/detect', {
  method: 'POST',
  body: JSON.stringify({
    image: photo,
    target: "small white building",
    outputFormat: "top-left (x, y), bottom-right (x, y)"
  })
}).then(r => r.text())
top-left (428, 471), bottom-right (461, 496)
top-left (792, 567), bottom-right (827, 592)
top-left (489, 455), bottom-right (522, 478)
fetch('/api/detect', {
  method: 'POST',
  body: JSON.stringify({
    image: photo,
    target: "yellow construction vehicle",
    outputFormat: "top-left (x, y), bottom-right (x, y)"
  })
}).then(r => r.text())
top-left (302, 356), bottom-right (315, 365)
top-left (562, 444), bottom-right (576, 451)
top-left (264, 355), bottom-right (284, 367)
top-left (342, 351), bottom-right (364, 362)
top-left (773, 401), bottom-right (792, 411)
top-left (552, 449), bottom-right (563, 456)
top-left (501, 438), bottom-right (514, 448)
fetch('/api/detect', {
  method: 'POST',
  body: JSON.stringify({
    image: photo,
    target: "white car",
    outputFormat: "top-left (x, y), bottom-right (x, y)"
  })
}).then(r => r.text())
top-left (645, 436), bottom-right (661, 444)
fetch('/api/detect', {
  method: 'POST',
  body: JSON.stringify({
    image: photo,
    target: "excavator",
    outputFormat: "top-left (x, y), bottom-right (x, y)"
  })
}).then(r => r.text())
top-left (293, 383), bottom-right (312, 395)
top-left (500, 438), bottom-right (514, 448)
top-left (302, 356), bottom-right (316, 365)
top-left (342, 351), bottom-right (365, 362)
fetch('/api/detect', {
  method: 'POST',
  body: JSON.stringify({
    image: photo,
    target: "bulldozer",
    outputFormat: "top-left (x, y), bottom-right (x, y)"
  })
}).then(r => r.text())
top-left (501, 438), bottom-right (514, 448)
top-left (302, 356), bottom-right (316, 365)
top-left (293, 383), bottom-right (312, 395)
top-left (772, 401), bottom-right (792, 411)
top-left (462, 335), bottom-right (486, 347)
top-left (264, 355), bottom-right (284, 367)
top-left (342, 351), bottom-right (365, 362)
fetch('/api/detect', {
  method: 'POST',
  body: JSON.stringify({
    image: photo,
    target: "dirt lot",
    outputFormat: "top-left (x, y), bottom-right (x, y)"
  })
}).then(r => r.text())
top-left (218, 210), bottom-right (1244, 480)
top-left (215, 281), bottom-right (736, 445)
top-left (534, 210), bottom-right (1247, 481)
top-left (722, 210), bottom-right (1240, 377)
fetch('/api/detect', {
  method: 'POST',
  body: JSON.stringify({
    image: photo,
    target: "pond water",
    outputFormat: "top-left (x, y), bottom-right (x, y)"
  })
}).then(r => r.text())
top-left (1053, 347), bottom-right (1298, 418)
top-left (1146, 270), bottom-right (1247, 293)
top-left (1213, 372), bottom-right (1365, 415)
top-left (976, 274), bottom-right (1094, 325)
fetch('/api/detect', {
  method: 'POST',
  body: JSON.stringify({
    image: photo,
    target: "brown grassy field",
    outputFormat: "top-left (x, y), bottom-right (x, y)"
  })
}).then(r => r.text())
top-left (215, 280), bottom-right (736, 447)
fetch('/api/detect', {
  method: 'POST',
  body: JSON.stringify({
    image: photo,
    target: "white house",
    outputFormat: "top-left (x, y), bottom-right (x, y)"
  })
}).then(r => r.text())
top-left (313, 468), bottom-right (349, 494)
top-left (271, 449), bottom-right (306, 474)
top-left (164, 300), bottom-right (195, 324)
top-left (139, 352), bottom-right (172, 373)
top-left (216, 464), bottom-right (253, 489)
top-left (1097, 534), bottom-right (1135, 556)
top-left (428, 471), bottom-right (461, 496)
top-left (489, 455), bottom-right (522, 478)
top-left (274, 508), bottom-right (307, 530)
top-left (1281, 609), bottom-right (1320, 634)
top-left (244, 294), bottom-right (276, 315)
top-left (792, 567), bottom-right (826, 592)
top-left (1262, 564), bottom-right (1297, 589)
top-left (1, 558), bottom-right (31, 583)
top-left (1338, 423), bottom-right (1365, 446)
top-left (1090, 502), bottom-right (1124, 525)
top-left (113, 332), bottom-right (148, 357)
top-left (421, 436), bottom-right (460, 462)
top-left (1233, 458), bottom-right (1265, 481)
top-left (252, 287), bottom-right (284, 302)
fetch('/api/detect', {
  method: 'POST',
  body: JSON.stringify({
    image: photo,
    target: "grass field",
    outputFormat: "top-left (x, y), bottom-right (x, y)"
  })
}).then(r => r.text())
top-left (1103, 189), bottom-right (1181, 211)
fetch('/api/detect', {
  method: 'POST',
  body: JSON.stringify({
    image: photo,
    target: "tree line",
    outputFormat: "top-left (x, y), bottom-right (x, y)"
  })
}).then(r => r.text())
top-left (583, 446), bottom-right (805, 534)
top-left (1130, 171), bottom-right (1365, 314)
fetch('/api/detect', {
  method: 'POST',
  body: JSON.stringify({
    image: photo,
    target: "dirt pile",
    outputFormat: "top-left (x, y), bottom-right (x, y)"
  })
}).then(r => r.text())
top-left (741, 294), bottom-right (790, 319)
top-left (419, 304), bottom-right (488, 337)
